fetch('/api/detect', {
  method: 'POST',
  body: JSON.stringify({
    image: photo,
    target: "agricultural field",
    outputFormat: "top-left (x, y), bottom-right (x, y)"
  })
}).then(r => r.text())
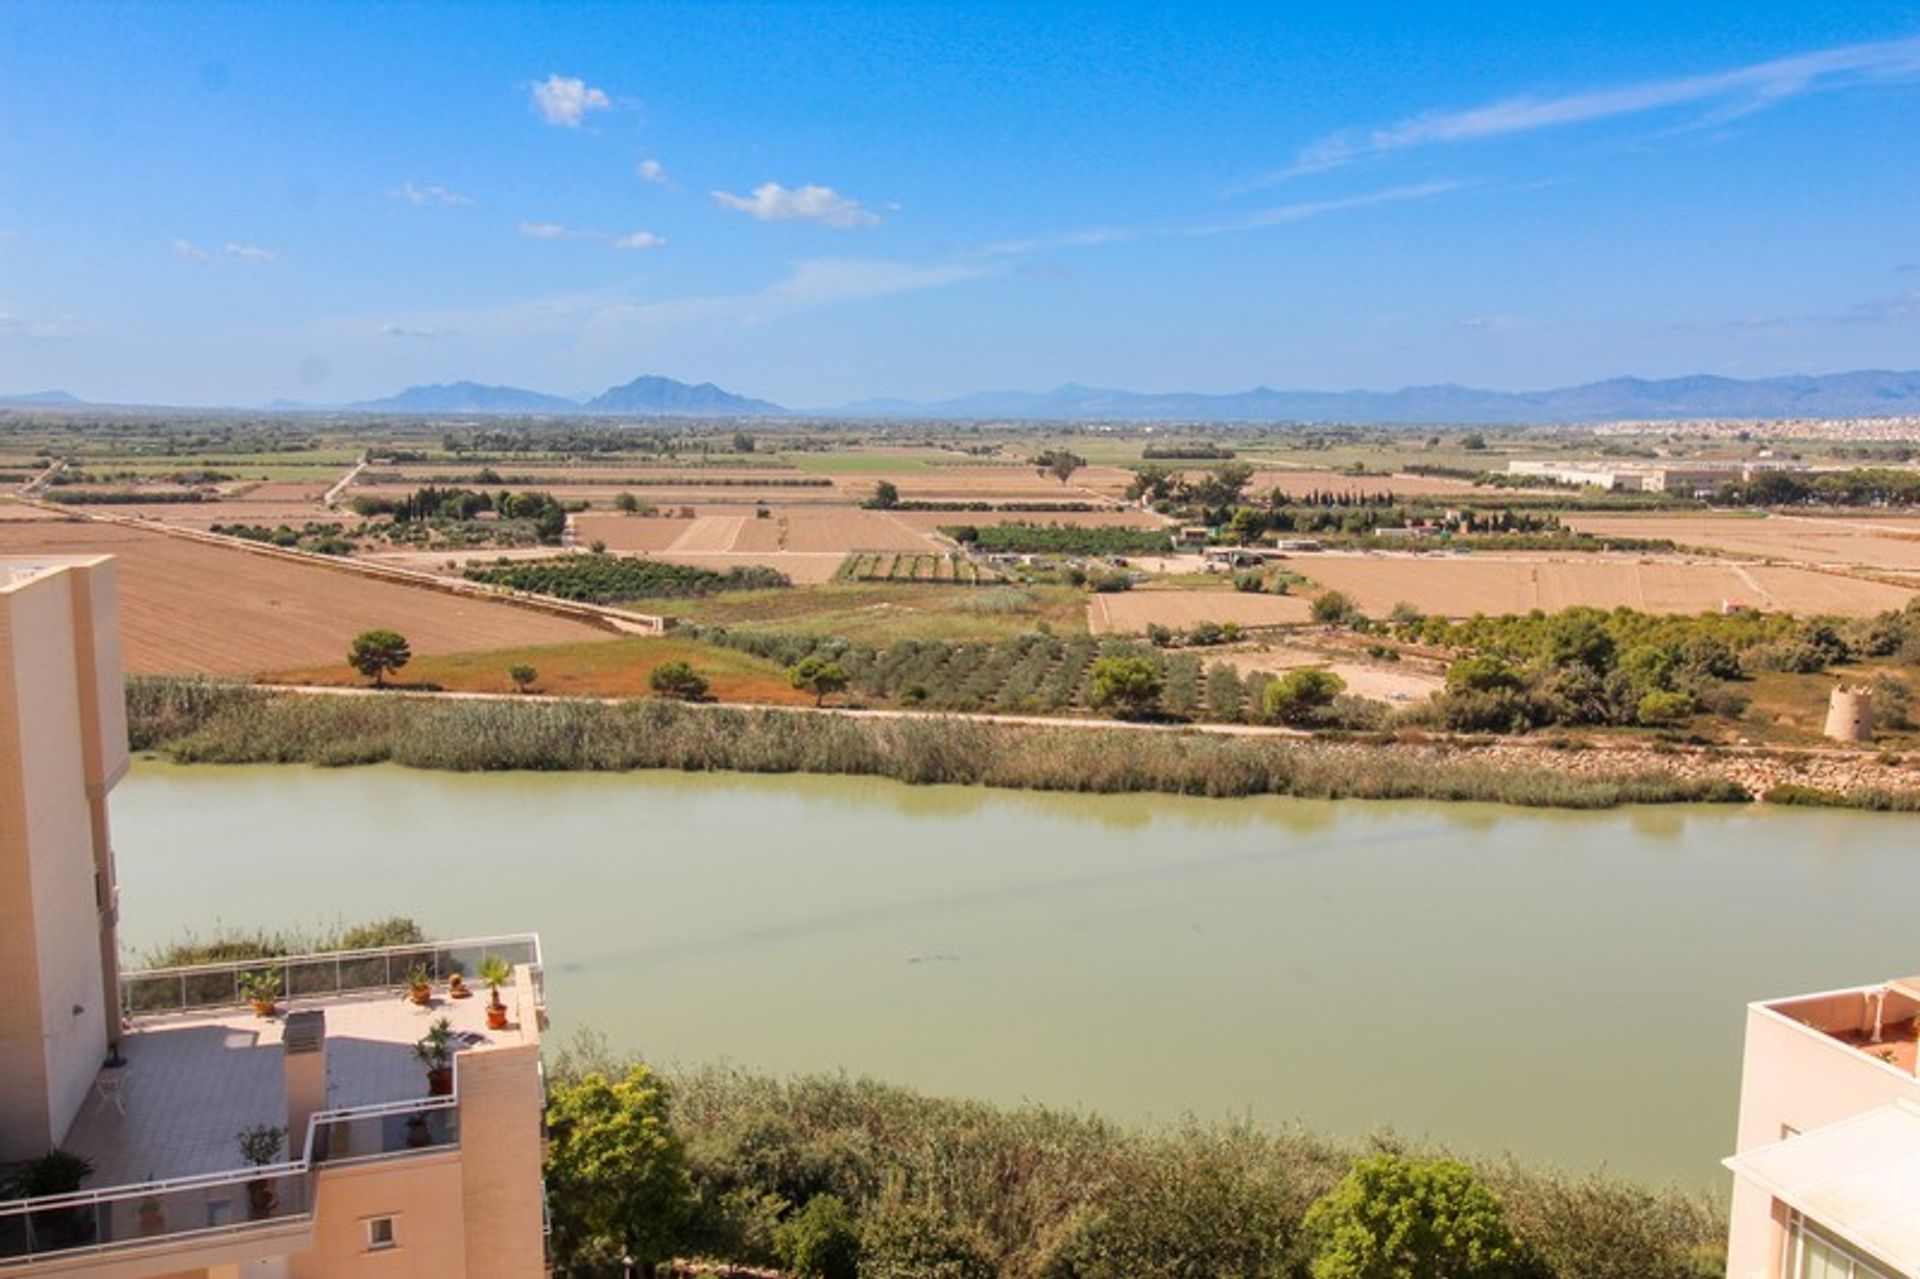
top-left (837, 551), bottom-right (1006, 585)
top-left (1088, 588), bottom-right (1313, 635)
top-left (1565, 512), bottom-right (1920, 574)
top-left (0, 514), bottom-right (608, 674)
top-left (649, 582), bottom-right (1091, 644)
top-left (1292, 553), bottom-right (1917, 618)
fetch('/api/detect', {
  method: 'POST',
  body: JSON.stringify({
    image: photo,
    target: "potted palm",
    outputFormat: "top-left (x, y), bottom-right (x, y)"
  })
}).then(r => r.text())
top-left (237, 966), bottom-right (282, 1018)
top-left (405, 963), bottom-right (432, 1006)
top-left (6, 1151), bottom-right (95, 1247)
top-left (235, 1125), bottom-right (285, 1219)
top-left (414, 1017), bottom-right (455, 1096)
top-left (479, 955), bottom-right (513, 1031)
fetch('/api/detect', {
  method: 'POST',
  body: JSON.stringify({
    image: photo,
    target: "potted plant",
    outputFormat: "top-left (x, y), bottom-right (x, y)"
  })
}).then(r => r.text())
top-left (447, 971), bottom-right (470, 999)
top-left (479, 955), bottom-right (513, 1031)
top-left (237, 966), bottom-right (282, 1018)
top-left (136, 1181), bottom-right (166, 1235)
top-left (6, 1150), bottom-right (95, 1248)
top-left (235, 1125), bottom-right (286, 1219)
top-left (414, 1017), bottom-right (455, 1096)
top-left (405, 963), bottom-right (432, 1006)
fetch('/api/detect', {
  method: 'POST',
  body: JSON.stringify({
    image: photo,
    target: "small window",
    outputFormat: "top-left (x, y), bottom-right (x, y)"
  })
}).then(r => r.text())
top-left (365, 1216), bottom-right (398, 1251)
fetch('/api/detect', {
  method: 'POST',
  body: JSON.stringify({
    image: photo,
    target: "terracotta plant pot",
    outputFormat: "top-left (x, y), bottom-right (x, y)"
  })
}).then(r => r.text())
top-left (247, 1179), bottom-right (278, 1220)
top-left (486, 1001), bottom-right (509, 1031)
top-left (251, 999), bottom-right (276, 1019)
top-left (448, 975), bottom-right (470, 999)
top-left (426, 1066), bottom-right (453, 1097)
top-left (410, 983), bottom-right (431, 1006)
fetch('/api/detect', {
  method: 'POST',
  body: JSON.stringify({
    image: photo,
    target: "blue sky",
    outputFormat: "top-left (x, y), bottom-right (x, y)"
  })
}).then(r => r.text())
top-left (2, 2), bottom-right (1918, 407)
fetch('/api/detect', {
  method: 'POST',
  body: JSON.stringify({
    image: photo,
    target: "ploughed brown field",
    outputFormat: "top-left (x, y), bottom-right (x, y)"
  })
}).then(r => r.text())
top-left (1293, 553), bottom-right (1917, 618)
top-left (1566, 513), bottom-right (1920, 574)
top-left (0, 516), bottom-right (607, 675)
top-left (1088, 589), bottom-right (1313, 634)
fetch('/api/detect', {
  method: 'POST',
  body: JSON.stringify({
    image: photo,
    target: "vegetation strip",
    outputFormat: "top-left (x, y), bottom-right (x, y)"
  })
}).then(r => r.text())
top-left (127, 677), bottom-right (1748, 809)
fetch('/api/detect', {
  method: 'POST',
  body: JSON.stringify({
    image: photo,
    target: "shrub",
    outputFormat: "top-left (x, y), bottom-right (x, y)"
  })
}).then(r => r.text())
top-left (466, 557), bottom-right (788, 603)
top-left (1636, 690), bottom-right (1696, 726)
top-left (776, 1194), bottom-right (861, 1279)
top-left (508, 664), bottom-right (538, 694)
top-left (1264, 669), bottom-right (1346, 726)
top-left (1311, 591), bottom-right (1359, 625)
top-left (858, 1200), bottom-right (996, 1279)
top-left (650, 661), bottom-right (712, 701)
top-left (1303, 1154), bottom-right (1524, 1279)
top-left (1088, 656), bottom-right (1162, 718)
top-left (791, 656), bottom-right (850, 706)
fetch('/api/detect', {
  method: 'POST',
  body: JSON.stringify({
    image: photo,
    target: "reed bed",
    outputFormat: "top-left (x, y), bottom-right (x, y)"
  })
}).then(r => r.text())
top-left (126, 676), bottom-right (1747, 809)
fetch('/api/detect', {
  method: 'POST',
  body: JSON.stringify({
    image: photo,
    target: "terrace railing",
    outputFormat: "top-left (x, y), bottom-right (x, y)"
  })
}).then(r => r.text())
top-left (121, 933), bottom-right (542, 1018)
top-left (0, 1095), bottom-right (457, 1267)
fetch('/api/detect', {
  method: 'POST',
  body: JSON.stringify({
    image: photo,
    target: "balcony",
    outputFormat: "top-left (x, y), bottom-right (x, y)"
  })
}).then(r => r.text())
top-left (0, 934), bottom-right (540, 1268)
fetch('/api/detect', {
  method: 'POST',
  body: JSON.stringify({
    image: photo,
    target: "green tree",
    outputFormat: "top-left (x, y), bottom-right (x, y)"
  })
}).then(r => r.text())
top-left (649, 660), bottom-right (711, 701)
top-left (1303, 1154), bottom-right (1524, 1279)
top-left (775, 1194), bottom-right (861, 1279)
top-left (1035, 449), bottom-right (1086, 485)
top-left (1088, 655), bottom-right (1162, 718)
top-left (732, 431), bottom-right (755, 454)
top-left (859, 1201), bottom-right (995, 1279)
top-left (1541, 610), bottom-right (1616, 674)
top-left (544, 1066), bottom-right (692, 1277)
top-left (508, 664), bottom-right (538, 694)
top-left (868, 480), bottom-right (900, 510)
top-left (1263, 668), bottom-right (1345, 726)
top-left (791, 656), bottom-right (850, 705)
top-left (1311, 590), bottom-right (1359, 626)
top-left (347, 629), bottom-right (411, 688)
top-left (614, 491), bottom-right (642, 514)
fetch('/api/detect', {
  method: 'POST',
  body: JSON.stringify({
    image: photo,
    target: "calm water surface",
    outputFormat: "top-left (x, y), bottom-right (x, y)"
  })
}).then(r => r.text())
top-left (110, 761), bottom-right (1915, 1186)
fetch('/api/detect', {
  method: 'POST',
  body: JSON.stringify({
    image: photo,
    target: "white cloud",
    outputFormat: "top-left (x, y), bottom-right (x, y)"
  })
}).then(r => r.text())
top-left (613, 231), bottom-right (666, 251)
top-left (172, 238), bottom-right (211, 262)
top-left (637, 158), bottom-right (669, 185)
top-left (712, 182), bottom-right (880, 229)
top-left (530, 74), bottom-right (611, 127)
top-left (392, 181), bottom-right (472, 207)
top-left (1246, 35), bottom-right (1920, 188)
top-left (973, 181), bottom-right (1464, 257)
top-left (224, 242), bottom-right (275, 263)
top-left (379, 323), bottom-right (448, 339)
top-left (518, 221), bottom-right (573, 240)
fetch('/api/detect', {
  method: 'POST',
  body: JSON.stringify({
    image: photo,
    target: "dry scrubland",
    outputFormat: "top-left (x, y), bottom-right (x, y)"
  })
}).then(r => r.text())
top-left (0, 515), bottom-right (605, 674)
top-left (1293, 554), bottom-right (1915, 617)
top-left (1568, 512), bottom-right (1920, 574)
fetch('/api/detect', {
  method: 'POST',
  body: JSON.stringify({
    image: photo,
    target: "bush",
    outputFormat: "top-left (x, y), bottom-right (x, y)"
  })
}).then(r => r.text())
top-left (650, 661), bottom-right (712, 701)
top-left (1264, 669), bottom-right (1346, 726)
top-left (858, 1200), bottom-right (996, 1279)
top-left (777, 1194), bottom-right (861, 1279)
top-left (1311, 591), bottom-right (1359, 625)
top-left (466, 556), bottom-right (788, 603)
top-left (1636, 690), bottom-right (1696, 726)
top-left (1303, 1154), bottom-right (1524, 1279)
top-left (1088, 656), bottom-right (1162, 718)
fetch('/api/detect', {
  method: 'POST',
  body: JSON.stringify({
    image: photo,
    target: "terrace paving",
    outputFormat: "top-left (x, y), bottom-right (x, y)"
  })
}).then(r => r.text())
top-left (64, 987), bottom-right (525, 1188)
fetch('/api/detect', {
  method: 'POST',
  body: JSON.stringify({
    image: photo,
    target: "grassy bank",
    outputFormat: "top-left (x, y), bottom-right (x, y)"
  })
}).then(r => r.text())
top-left (573, 1050), bottom-right (1728, 1279)
top-left (126, 677), bottom-right (1748, 809)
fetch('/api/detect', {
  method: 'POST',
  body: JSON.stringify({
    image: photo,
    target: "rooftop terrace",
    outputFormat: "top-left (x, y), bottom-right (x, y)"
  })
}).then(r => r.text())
top-left (1765, 975), bottom-right (1920, 1077)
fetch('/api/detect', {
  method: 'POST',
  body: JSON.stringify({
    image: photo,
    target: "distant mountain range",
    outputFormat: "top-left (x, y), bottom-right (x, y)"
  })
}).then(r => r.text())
top-left (838, 369), bottom-right (1920, 424)
top-left (11, 368), bottom-right (1920, 424)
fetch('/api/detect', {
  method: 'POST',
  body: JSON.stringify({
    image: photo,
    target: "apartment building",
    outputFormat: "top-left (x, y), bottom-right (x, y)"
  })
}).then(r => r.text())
top-left (1724, 975), bottom-right (1920, 1279)
top-left (0, 556), bottom-right (548, 1277)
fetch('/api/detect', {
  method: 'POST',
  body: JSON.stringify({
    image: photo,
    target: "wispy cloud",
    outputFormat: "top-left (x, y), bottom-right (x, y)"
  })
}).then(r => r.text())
top-left (379, 323), bottom-right (449, 339)
top-left (636, 158), bottom-right (669, 186)
top-left (392, 181), bottom-right (472, 207)
top-left (0, 310), bottom-right (84, 340)
top-left (973, 181), bottom-right (1464, 258)
top-left (1243, 35), bottom-right (1920, 189)
top-left (172, 238), bottom-right (211, 262)
top-left (713, 182), bottom-right (880, 229)
top-left (224, 242), bottom-right (275, 263)
top-left (529, 73), bottom-right (610, 127)
top-left (521, 221), bottom-right (667, 252)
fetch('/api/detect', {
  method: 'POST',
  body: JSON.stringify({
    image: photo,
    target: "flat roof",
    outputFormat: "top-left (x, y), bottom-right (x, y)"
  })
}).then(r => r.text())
top-left (1726, 1100), bottom-right (1920, 1275)
top-left (63, 984), bottom-right (533, 1188)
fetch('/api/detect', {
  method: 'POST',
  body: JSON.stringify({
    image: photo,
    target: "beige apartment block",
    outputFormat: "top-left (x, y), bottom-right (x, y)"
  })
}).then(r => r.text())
top-left (1, 557), bottom-right (548, 1278)
top-left (1725, 976), bottom-right (1920, 1279)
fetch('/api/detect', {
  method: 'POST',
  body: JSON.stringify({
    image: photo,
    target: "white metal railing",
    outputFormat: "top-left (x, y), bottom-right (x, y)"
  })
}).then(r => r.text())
top-left (120, 933), bottom-right (542, 1018)
top-left (0, 1089), bottom-right (460, 1266)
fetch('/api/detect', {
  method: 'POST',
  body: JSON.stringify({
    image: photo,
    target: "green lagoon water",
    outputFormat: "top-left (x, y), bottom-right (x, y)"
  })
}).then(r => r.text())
top-left (110, 761), bottom-right (1916, 1186)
